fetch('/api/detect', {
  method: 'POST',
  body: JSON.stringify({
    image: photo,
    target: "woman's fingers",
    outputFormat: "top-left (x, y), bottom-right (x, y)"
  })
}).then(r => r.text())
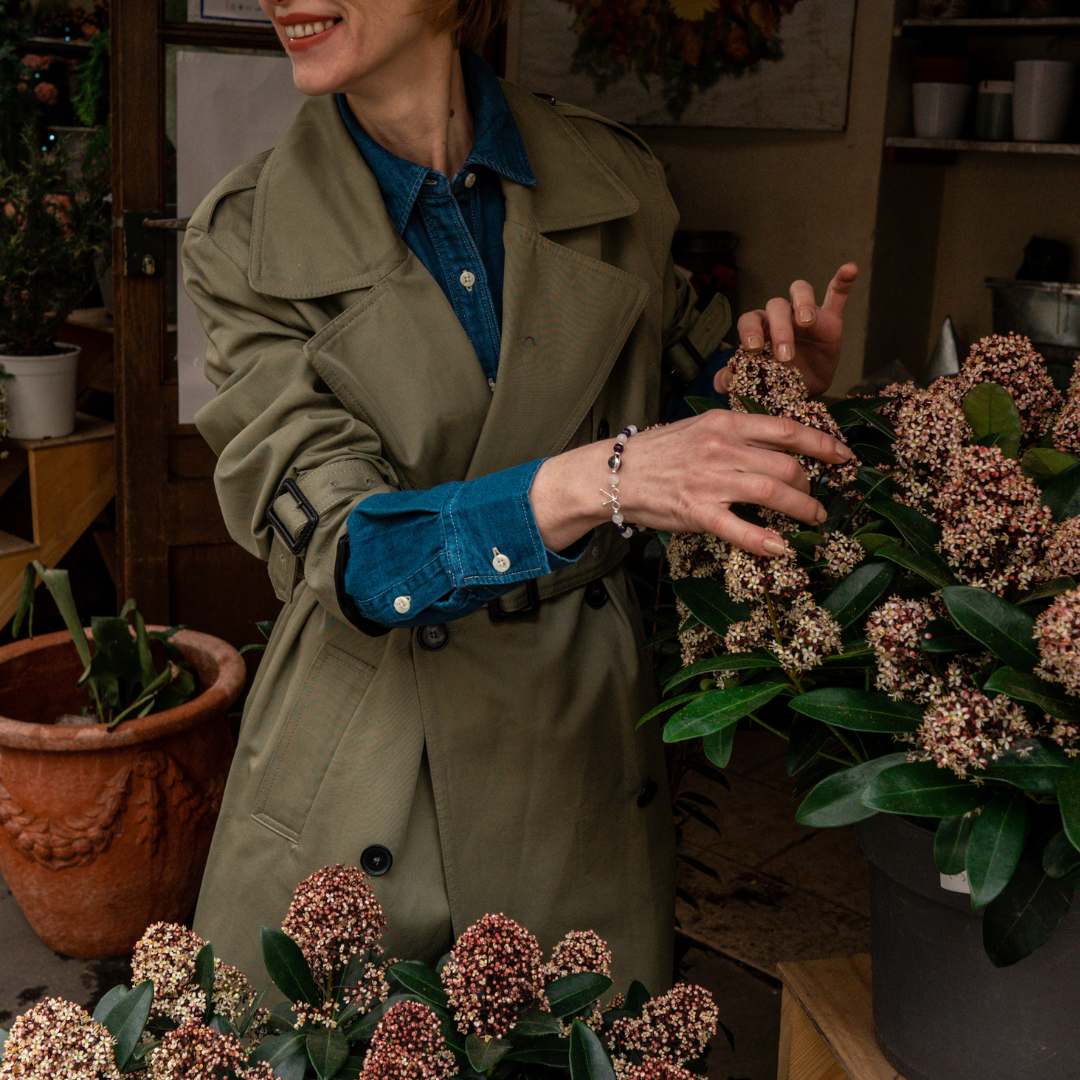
top-left (722, 443), bottom-right (811, 494)
top-left (731, 412), bottom-right (852, 464)
top-left (764, 297), bottom-right (796, 363)
top-left (704, 509), bottom-right (788, 558)
top-left (727, 469), bottom-right (826, 526)
top-left (821, 262), bottom-right (859, 316)
top-left (737, 309), bottom-right (767, 351)
top-left (789, 279), bottom-right (817, 327)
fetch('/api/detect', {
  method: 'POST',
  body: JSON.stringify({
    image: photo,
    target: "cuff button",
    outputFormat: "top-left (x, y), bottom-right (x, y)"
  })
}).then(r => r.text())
top-left (393, 596), bottom-right (412, 614)
top-left (492, 548), bottom-right (512, 573)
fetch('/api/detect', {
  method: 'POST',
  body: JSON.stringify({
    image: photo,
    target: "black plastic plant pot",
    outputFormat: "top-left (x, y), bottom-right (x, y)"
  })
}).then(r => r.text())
top-left (854, 813), bottom-right (1080, 1080)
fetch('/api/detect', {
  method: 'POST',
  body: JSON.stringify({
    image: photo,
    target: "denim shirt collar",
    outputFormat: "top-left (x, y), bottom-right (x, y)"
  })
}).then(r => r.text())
top-left (336, 49), bottom-right (536, 235)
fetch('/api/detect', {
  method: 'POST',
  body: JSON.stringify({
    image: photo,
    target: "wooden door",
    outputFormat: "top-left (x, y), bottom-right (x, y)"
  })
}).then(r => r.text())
top-left (110, 1), bottom-right (280, 655)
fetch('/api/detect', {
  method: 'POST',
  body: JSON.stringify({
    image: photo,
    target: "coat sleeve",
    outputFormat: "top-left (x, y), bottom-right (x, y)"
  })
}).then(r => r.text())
top-left (182, 216), bottom-right (400, 626)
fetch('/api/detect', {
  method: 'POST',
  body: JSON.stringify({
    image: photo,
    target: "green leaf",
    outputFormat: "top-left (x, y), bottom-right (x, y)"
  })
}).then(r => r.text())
top-left (877, 543), bottom-right (958, 590)
top-left (983, 667), bottom-right (1080, 723)
top-left (568, 1020), bottom-right (617, 1080)
top-left (856, 533), bottom-right (897, 555)
top-left (250, 1031), bottom-right (307, 1066)
top-left (1043, 829), bottom-right (1080, 879)
top-left (934, 814), bottom-right (975, 876)
top-left (334, 1057), bottom-right (366, 1080)
top-left (1021, 447), bottom-right (1078, 483)
top-left (506, 1035), bottom-right (571, 1067)
top-left (544, 972), bottom-right (612, 1019)
top-left (624, 981), bottom-right (650, 1016)
top-left (92, 985), bottom-right (128, 1024)
top-left (1041, 462), bottom-right (1080, 522)
top-left (511, 1010), bottom-right (563, 1037)
top-left (829, 396), bottom-right (894, 430)
top-left (962, 383), bottom-right (1022, 460)
top-left (848, 404), bottom-right (897, 438)
top-left (862, 761), bottom-right (988, 818)
top-left (867, 499), bottom-right (942, 558)
top-left (788, 530), bottom-right (826, 556)
top-left (0, 1030), bottom-right (7, 1057)
top-left (671, 578), bottom-right (750, 636)
top-left (193, 943), bottom-right (214, 1020)
top-left (260, 927), bottom-right (321, 1007)
top-left (786, 715), bottom-right (831, 776)
top-left (209, 1014), bottom-right (239, 1039)
top-left (795, 753), bottom-right (907, 828)
top-left (1018, 577), bottom-right (1077, 606)
top-left (342, 997), bottom-right (401, 1042)
top-left (102, 979), bottom-right (154, 1072)
top-left (919, 619), bottom-right (980, 655)
top-left (979, 741), bottom-right (1070, 794)
top-left (237, 987), bottom-right (268, 1038)
top-left (663, 650), bottom-right (780, 694)
top-left (982, 848), bottom-right (1074, 967)
top-left (965, 792), bottom-right (1030, 908)
top-left (702, 724), bottom-right (736, 769)
top-left (307, 1028), bottom-right (350, 1080)
top-left (942, 587), bottom-right (1039, 673)
top-left (735, 394), bottom-right (769, 414)
top-left (637, 692), bottom-right (703, 729)
top-left (821, 561), bottom-right (895, 629)
top-left (1057, 758), bottom-right (1080, 853)
top-left (789, 689), bottom-right (924, 733)
top-left (386, 961), bottom-right (448, 1009)
top-left (684, 395), bottom-right (726, 414)
top-left (664, 684), bottom-right (787, 743)
top-left (466, 1034), bottom-right (513, 1072)
top-left (13, 562), bottom-right (93, 673)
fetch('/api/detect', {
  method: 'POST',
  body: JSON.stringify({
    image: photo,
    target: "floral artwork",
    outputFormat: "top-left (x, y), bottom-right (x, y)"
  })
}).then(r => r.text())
top-left (648, 335), bottom-right (1080, 968)
top-left (514, 0), bottom-right (856, 128)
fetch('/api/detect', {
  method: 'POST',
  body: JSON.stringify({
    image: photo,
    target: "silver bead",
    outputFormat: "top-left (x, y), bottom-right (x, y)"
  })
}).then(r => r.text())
top-left (608, 454), bottom-right (621, 470)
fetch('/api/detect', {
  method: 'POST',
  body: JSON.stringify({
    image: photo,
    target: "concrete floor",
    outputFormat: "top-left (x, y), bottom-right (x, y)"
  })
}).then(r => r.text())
top-left (0, 731), bottom-right (867, 1080)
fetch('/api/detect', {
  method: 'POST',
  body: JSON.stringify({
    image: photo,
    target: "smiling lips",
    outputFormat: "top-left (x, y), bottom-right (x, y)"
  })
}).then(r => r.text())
top-left (283, 18), bottom-right (337, 38)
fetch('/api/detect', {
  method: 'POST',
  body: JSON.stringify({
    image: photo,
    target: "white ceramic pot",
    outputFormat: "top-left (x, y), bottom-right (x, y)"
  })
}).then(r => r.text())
top-left (913, 82), bottom-right (972, 139)
top-left (0, 344), bottom-right (80, 440)
top-left (1013, 60), bottom-right (1075, 142)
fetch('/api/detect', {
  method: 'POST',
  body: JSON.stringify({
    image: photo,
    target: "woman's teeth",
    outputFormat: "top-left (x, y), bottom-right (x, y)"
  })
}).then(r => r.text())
top-left (283, 20), bottom-right (336, 38)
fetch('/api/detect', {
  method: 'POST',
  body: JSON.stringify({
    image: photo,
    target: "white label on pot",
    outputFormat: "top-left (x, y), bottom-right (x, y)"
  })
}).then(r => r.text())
top-left (940, 870), bottom-right (971, 894)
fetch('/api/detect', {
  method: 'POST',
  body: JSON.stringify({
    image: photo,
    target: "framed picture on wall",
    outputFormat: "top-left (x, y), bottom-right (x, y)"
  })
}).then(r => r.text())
top-left (507, 0), bottom-right (858, 129)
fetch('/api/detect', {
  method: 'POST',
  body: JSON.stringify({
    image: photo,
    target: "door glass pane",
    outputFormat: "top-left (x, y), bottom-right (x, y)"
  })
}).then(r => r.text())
top-left (166, 42), bottom-right (301, 421)
top-left (164, 0), bottom-right (273, 25)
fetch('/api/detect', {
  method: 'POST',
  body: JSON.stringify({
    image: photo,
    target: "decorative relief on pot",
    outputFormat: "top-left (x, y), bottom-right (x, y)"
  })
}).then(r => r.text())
top-left (0, 750), bottom-right (225, 871)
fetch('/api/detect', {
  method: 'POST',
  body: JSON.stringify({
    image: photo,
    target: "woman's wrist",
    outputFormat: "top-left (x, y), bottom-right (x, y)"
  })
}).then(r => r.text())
top-left (529, 442), bottom-right (613, 553)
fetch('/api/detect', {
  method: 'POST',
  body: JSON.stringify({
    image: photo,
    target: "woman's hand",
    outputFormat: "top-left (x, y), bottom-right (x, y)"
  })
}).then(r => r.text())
top-left (529, 409), bottom-right (853, 556)
top-left (716, 263), bottom-right (858, 398)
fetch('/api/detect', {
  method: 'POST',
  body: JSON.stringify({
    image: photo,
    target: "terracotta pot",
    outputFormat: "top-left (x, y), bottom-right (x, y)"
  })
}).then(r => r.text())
top-left (0, 627), bottom-right (244, 958)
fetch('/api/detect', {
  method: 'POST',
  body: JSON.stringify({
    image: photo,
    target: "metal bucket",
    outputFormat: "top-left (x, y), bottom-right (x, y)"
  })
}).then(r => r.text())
top-left (986, 278), bottom-right (1080, 388)
top-left (855, 814), bottom-right (1080, 1080)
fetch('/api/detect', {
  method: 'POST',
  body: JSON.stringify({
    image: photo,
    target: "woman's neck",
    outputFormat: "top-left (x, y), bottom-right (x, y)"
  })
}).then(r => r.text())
top-left (344, 40), bottom-right (474, 177)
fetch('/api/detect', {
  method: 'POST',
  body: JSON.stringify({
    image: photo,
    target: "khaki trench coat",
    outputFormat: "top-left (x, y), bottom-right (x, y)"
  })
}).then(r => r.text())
top-left (182, 80), bottom-right (730, 995)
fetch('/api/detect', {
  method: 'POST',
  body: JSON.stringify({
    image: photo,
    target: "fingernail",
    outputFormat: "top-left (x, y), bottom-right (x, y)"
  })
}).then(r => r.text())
top-left (762, 536), bottom-right (786, 556)
top-left (777, 343), bottom-right (794, 363)
top-left (816, 505), bottom-right (828, 524)
top-left (835, 440), bottom-right (853, 460)
top-left (746, 335), bottom-right (764, 351)
top-left (798, 308), bottom-right (815, 325)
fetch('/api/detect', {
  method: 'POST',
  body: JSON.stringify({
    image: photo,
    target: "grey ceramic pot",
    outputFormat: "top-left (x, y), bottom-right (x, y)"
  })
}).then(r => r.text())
top-left (855, 813), bottom-right (1080, 1080)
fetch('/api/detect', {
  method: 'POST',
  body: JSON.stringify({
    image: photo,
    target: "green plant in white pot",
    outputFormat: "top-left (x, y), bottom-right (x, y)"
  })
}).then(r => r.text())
top-left (0, 128), bottom-right (108, 439)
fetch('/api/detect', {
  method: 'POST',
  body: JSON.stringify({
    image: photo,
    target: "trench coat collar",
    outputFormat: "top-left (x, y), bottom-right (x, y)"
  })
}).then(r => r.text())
top-left (247, 81), bottom-right (640, 298)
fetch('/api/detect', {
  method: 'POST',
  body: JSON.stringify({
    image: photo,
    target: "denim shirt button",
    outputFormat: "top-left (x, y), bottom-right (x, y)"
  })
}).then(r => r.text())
top-left (464, 172), bottom-right (477, 188)
top-left (393, 596), bottom-right (411, 614)
top-left (459, 270), bottom-right (476, 291)
top-left (492, 549), bottom-right (511, 573)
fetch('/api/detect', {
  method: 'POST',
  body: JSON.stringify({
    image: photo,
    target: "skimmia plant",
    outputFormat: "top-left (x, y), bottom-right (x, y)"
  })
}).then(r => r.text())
top-left (0, 864), bottom-right (726, 1080)
top-left (648, 334), bottom-right (1080, 967)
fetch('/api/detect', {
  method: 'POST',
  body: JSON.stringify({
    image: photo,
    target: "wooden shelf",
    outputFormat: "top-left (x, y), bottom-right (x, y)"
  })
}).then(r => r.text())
top-left (899, 16), bottom-right (1080, 34)
top-left (886, 135), bottom-right (1080, 156)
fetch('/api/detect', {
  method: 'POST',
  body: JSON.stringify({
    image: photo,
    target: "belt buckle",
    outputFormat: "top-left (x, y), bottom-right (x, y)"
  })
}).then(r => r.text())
top-left (266, 477), bottom-right (319, 555)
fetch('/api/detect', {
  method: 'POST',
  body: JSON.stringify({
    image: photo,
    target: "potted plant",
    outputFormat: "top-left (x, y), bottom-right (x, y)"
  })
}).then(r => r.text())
top-left (0, 863), bottom-right (729, 1080)
top-left (0, 563), bottom-right (245, 957)
top-left (646, 334), bottom-right (1080, 1080)
top-left (0, 126), bottom-right (108, 439)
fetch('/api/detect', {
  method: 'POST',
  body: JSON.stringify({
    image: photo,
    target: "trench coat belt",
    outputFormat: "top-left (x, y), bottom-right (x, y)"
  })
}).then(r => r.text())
top-left (663, 292), bottom-right (731, 387)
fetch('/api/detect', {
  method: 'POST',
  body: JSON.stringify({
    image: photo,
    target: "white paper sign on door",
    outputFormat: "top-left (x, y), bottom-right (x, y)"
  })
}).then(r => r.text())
top-left (176, 49), bottom-right (303, 423)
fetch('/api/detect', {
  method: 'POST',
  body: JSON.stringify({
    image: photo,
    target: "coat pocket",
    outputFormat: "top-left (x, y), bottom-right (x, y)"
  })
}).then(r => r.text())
top-left (251, 642), bottom-right (376, 843)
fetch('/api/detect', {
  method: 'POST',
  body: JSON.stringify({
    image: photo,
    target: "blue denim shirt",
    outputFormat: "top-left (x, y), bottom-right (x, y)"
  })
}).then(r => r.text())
top-left (339, 52), bottom-right (583, 629)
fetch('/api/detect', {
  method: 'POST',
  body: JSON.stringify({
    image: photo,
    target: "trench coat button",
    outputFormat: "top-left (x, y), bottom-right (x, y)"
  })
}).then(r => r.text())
top-left (464, 172), bottom-right (477, 188)
top-left (584, 580), bottom-right (609, 609)
top-left (597, 419), bottom-right (610, 440)
top-left (393, 596), bottom-right (411, 615)
top-left (418, 624), bottom-right (449, 651)
top-left (637, 781), bottom-right (658, 808)
top-left (360, 845), bottom-right (393, 876)
top-left (492, 549), bottom-right (512, 573)
top-left (459, 270), bottom-right (476, 292)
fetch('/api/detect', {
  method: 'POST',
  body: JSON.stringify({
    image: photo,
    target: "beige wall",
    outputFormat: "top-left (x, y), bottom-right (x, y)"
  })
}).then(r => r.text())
top-left (634, 0), bottom-right (898, 394)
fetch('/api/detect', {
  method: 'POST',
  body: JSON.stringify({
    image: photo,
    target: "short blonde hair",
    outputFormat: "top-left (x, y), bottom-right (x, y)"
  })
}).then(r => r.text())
top-left (429, 0), bottom-right (510, 50)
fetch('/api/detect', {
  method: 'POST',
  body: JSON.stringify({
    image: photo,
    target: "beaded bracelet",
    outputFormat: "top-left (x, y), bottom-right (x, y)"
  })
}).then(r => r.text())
top-left (602, 425), bottom-right (642, 540)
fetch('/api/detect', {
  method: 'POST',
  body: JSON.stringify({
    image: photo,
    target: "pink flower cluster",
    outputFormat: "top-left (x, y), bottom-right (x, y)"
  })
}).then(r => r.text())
top-left (148, 1021), bottom-right (274, 1080)
top-left (1035, 585), bottom-right (1080, 698)
top-left (361, 1001), bottom-right (456, 1080)
top-left (610, 984), bottom-right (719, 1078)
top-left (911, 690), bottom-right (1033, 778)
top-left (0, 998), bottom-right (119, 1080)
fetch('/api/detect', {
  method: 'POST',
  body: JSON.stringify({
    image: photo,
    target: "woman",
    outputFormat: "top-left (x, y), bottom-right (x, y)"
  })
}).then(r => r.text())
top-left (183, 0), bottom-right (857, 993)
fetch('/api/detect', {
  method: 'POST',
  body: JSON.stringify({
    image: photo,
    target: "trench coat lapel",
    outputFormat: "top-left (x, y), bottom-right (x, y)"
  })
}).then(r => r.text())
top-left (465, 87), bottom-right (650, 479)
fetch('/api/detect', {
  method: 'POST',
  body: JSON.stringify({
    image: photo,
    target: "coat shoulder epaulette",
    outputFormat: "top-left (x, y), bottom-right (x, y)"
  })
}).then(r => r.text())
top-left (187, 149), bottom-right (271, 233)
top-left (532, 93), bottom-right (655, 158)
